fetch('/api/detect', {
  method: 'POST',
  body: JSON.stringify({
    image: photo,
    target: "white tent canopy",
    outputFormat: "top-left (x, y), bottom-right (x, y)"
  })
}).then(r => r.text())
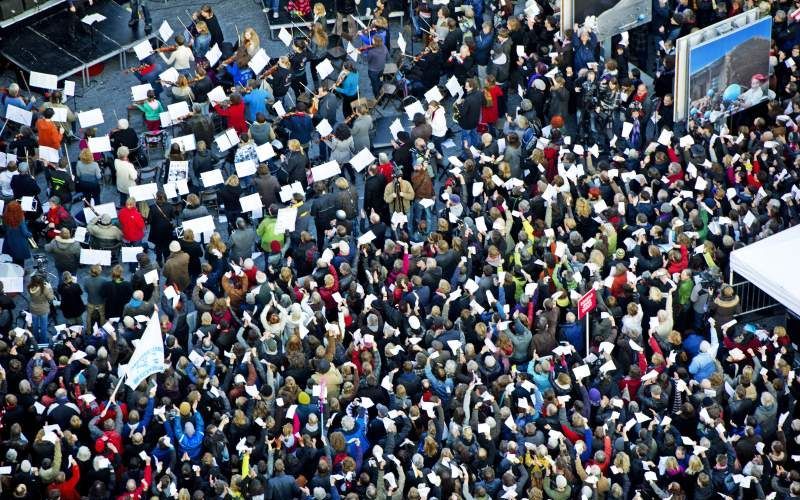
top-left (730, 224), bottom-right (800, 316)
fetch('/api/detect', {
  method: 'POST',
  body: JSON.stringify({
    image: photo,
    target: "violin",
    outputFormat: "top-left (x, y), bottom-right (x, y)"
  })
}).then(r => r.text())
top-left (413, 46), bottom-right (433, 62)
top-left (156, 45), bottom-right (178, 53)
top-left (334, 69), bottom-right (350, 87)
top-left (122, 63), bottom-right (153, 74)
top-left (259, 63), bottom-right (280, 80)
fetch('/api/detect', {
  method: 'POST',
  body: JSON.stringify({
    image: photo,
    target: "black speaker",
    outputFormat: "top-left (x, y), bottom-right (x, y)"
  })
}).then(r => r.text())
top-left (0, 0), bottom-right (26, 20)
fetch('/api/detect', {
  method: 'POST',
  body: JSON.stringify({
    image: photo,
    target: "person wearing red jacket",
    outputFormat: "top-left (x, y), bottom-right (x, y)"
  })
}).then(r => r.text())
top-left (213, 93), bottom-right (247, 134)
top-left (45, 198), bottom-right (73, 240)
top-left (118, 197), bottom-right (146, 243)
top-left (47, 455), bottom-right (80, 500)
top-left (317, 263), bottom-right (340, 313)
top-left (117, 458), bottom-right (153, 500)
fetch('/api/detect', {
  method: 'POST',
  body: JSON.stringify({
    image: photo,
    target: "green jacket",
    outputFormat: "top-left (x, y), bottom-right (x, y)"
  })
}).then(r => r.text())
top-left (136, 100), bottom-right (165, 121)
top-left (256, 216), bottom-right (285, 251)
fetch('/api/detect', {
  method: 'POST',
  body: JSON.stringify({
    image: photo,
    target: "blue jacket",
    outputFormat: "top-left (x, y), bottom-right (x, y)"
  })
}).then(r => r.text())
top-left (335, 72), bottom-right (359, 97)
top-left (2, 223), bottom-right (31, 262)
top-left (243, 88), bottom-right (271, 123)
top-left (283, 112), bottom-right (313, 144)
top-left (425, 361), bottom-right (454, 404)
top-left (571, 32), bottom-right (598, 70)
top-left (474, 30), bottom-right (494, 66)
top-left (560, 322), bottom-right (584, 355)
top-left (167, 411), bottom-right (205, 460)
top-left (342, 413), bottom-right (369, 462)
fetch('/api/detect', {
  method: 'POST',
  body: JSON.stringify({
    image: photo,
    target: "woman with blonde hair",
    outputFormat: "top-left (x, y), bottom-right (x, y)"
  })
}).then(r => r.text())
top-left (309, 22), bottom-right (329, 85)
top-left (171, 74), bottom-right (194, 104)
top-left (218, 174), bottom-right (243, 229)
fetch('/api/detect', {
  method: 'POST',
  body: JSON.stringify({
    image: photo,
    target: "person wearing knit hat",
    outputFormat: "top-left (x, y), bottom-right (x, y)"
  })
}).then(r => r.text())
top-left (179, 401), bottom-right (192, 417)
top-left (298, 391), bottom-right (311, 405)
top-left (169, 241), bottom-right (181, 253)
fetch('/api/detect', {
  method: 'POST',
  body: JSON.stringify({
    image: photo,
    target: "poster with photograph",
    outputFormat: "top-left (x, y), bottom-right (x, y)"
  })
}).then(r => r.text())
top-left (564, 0), bottom-right (651, 40)
top-left (687, 16), bottom-right (772, 121)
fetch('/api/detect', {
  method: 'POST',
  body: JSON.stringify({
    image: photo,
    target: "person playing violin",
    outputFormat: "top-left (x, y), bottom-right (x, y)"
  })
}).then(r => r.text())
top-left (288, 40), bottom-right (310, 99)
top-left (265, 57), bottom-right (293, 109)
top-left (364, 34), bottom-right (388, 98)
top-left (223, 50), bottom-right (256, 89)
top-left (334, 60), bottom-right (359, 117)
top-left (242, 79), bottom-right (272, 123)
top-left (159, 35), bottom-right (195, 77)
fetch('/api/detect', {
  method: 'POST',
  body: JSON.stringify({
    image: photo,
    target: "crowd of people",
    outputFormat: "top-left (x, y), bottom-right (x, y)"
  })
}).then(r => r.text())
top-left (0, 0), bottom-right (800, 498)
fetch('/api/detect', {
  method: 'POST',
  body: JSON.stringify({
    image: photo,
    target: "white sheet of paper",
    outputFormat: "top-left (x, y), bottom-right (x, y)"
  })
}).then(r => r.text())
top-left (158, 20), bottom-right (173, 41)
top-left (397, 33), bottom-right (407, 53)
top-left (239, 193), bottom-right (263, 212)
top-left (80, 249), bottom-right (112, 266)
top-left (278, 27), bottom-right (293, 46)
top-left (133, 40), bottom-right (154, 60)
top-left (316, 118), bottom-right (333, 138)
top-left (492, 52), bottom-right (507, 65)
top-left (445, 75), bottom-right (462, 97)
top-left (159, 67), bottom-right (179, 85)
top-left (389, 118), bottom-right (403, 139)
top-left (144, 269), bottom-right (159, 284)
top-left (128, 183), bottom-right (158, 202)
top-left (206, 85), bottom-right (227, 104)
top-left (311, 160), bottom-right (341, 181)
top-left (30, 71), bottom-right (58, 90)
top-left (5, 105), bottom-right (32, 126)
top-left (87, 135), bottom-right (112, 153)
top-left (63, 80), bottom-right (75, 97)
top-left (404, 99), bottom-right (426, 120)
top-left (131, 83), bottom-right (153, 101)
top-left (273, 101), bottom-right (286, 117)
top-left (248, 49), bottom-right (269, 74)
top-left (182, 215), bottom-right (216, 240)
top-left (167, 101), bottom-right (190, 121)
top-left (78, 108), bottom-right (104, 128)
top-left (200, 169), bottom-right (224, 187)
top-left (206, 43), bottom-right (222, 66)
top-left (275, 207), bottom-right (298, 232)
top-left (122, 246), bottom-right (144, 263)
top-left (171, 134), bottom-right (196, 152)
top-left (621, 122), bottom-right (633, 139)
top-left (235, 159), bottom-right (257, 178)
top-left (350, 147), bottom-right (376, 172)
top-left (83, 202), bottom-right (117, 222)
top-left (39, 145), bottom-right (60, 163)
top-left (256, 142), bottom-right (276, 162)
top-left (316, 58), bottom-right (334, 80)
top-left (424, 86), bottom-right (444, 104)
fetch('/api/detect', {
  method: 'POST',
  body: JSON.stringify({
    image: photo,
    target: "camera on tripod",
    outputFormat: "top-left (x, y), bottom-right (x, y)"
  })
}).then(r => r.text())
top-left (32, 254), bottom-right (49, 277)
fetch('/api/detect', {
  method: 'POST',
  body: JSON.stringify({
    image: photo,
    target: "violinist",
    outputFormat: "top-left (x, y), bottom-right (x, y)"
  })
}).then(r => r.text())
top-left (278, 101), bottom-right (313, 148)
top-left (214, 93), bottom-right (247, 134)
top-left (312, 80), bottom-right (340, 160)
top-left (159, 35), bottom-right (195, 76)
top-left (242, 78), bottom-right (272, 123)
top-left (289, 40), bottom-right (310, 99)
top-left (240, 28), bottom-right (261, 58)
top-left (192, 21), bottom-right (212, 61)
top-left (189, 66), bottom-right (213, 111)
top-left (223, 49), bottom-right (256, 89)
top-left (440, 18), bottom-right (463, 62)
top-left (134, 90), bottom-right (166, 132)
top-left (334, 60), bottom-right (359, 117)
top-left (350, 103), bottom-right (373, 152)
top-left (364, 34), bottom-right (388, 98)
top-left (193, 5), bottom-right (224, 48)
top-left (357, 16), bottom-right (388, 47)
top-left (309, 23), bottom-right (329, 87)
top-left (404, 42), bottom-right (442, 98)
top-left (266, 56), bottom-right (293, 107)
top-left (171, 75), bottom-right (195, 104)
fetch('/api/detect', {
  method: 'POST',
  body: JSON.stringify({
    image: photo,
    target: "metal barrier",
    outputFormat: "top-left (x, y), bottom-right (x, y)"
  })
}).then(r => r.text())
top-left (729, 277), bottom-right (781, 317)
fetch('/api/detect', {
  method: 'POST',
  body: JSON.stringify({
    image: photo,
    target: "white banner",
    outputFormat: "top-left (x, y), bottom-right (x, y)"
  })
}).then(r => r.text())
top-left (125, 310), bottom-right (165, 388)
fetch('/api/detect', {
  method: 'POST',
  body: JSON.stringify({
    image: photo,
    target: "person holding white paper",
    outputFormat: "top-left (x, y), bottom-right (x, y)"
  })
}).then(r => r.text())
top-left (218, 175), bottom-right (244, 230)
top-left (38, 91), bottom-right (77, 141)
top-left (108, 145), bottom-right (134, 203)
top-left (35, 108), bottom-right (64, 151)
top-left (134, 90), bottom-right (165, 132)
top-left (334, 61), bottom-right (359, 118)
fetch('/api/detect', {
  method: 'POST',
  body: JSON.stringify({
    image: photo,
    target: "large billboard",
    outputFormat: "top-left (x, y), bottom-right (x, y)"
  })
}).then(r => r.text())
top-left (687, 16), bottom-right (772, 121)
top-left (673, 9), bottom-right (765, 121)
top-left (561, 0), bottom-right (651, 41)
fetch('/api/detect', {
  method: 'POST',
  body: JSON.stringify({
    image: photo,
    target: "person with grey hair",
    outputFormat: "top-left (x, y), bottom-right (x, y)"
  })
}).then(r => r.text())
top-left (114, 145), bottom-right (137, 207)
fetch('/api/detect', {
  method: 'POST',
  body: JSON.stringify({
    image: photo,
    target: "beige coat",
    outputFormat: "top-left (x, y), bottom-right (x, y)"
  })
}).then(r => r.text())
top-left (163, 251), bottom-right (190, 290)
top-left (383, 178), bottom-right (414, 214)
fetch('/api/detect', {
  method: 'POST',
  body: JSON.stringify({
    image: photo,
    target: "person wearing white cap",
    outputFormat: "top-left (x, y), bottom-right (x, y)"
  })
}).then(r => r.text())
top-left (163, 241), bottom-right (190, 290)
